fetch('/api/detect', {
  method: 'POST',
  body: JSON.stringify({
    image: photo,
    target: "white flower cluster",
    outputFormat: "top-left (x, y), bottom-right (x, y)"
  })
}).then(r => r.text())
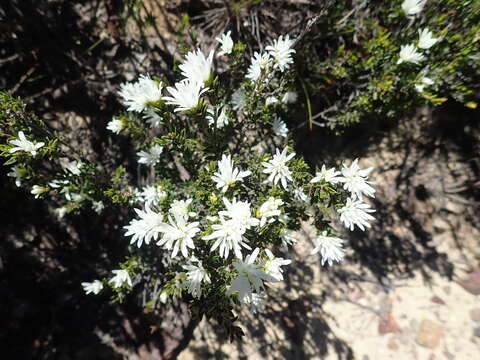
top-left (245, 35), bottom-right (295, 83)
top-left (309, 159), bottom-right (376, 266)
top-left (397, 1), bottom-right (441, 93)
top-left (75, 30), bottom-right (378, 317)
top-left (6, 131), bottom-right (107, 216)
top-left (111, 46), bottom-right (214, 133)
top-left (116, 146), bottom-right (299, 303)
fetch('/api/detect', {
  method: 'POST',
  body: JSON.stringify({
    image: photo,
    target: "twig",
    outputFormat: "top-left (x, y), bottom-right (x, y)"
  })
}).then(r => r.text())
top-left (12, 66), bottom-right (36, 94)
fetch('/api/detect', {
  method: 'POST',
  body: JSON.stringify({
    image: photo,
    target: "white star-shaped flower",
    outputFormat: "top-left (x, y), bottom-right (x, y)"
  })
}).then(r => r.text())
top-left (137, 145), bottom-right (163, 166)
top-left (397, 44), bottom-right (425, 64)
top-left (31, 185), bottom-right (49, 199)
top-left (262, 249), bottom-right (291, 281)
top-left (310, 165), bottom-right (343, 184)
top-left (265, 35), bottom-right (296, 72)
top-left (107, 118), bottom-right (125, 134)
top-left (226, 248), bottom-right (271, 303)
top-left (143, 108), bottom-right (162, 128)
top-left (311, 231), bottom-right (345, 266)
top-left (137, 185), bottom-right (167, 206)
top-left (81, 280), bottom-right (104, 295)
top-left (402, 0), bottom-right (427, 16)
top-left (124, 206), bottom-right (164, 247)
top-left (211, 154), bottom-right (251, 193)
top-left (415, 76), bottom-right (434, 92)
top-left (156, 213), bottom-right (200, 259)
top-left (340, 159), bottom-right (375, 198)
top-left (179, 49), bottom-right (214, 85)
top-left (418, 28), bottom-right (440, 49)
top-left (219, 197), bottom-right (260, 230)
top-left (203, 217), bottom-right (252, 259)
top-left (9, 131), bottom-right (45, 156)
top-left (246, 51), bottom-right (271, 82)
top-left (262, 147), bottom-right (295, 189)
top-left (272, 116), bottom-right (288, 138)
top-left (169, 198), bottom-right (196, 219)
top-left (216, 31), bottom-right (234, 57)
top-left (7, 165), bottom-right (23, 187)
top-left (203, 198), bottom-right (258, 259)
top-left (109, 269), bottom-right (132, 288)
top-left (182, 260), bottom-right (211, 299)
top-left (338, 198), bottom-right (375, 231)
top-left (163, 79), bottom-right (209, 112)
top-left (256, 197), bottom-right (283, 227)
top-left (118, 74), bottom-right (163, 112)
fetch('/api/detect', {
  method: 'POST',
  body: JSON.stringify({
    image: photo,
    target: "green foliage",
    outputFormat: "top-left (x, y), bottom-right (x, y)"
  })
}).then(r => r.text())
top-left (295, 0), bottom-right (480, 130)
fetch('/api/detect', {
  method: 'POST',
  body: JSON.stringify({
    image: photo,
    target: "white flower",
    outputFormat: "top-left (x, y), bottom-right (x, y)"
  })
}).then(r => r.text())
top-left (169, 198), bottom-right (196, 219)
top-left (203, 198), bottom-right (258, 259)
top-left (138, 185), bottom-right (167, 206)
top-left (118, 74), bottom-right (163, 112)
top-left (137, 145), bottom-right (163, 166)
top-left (107, 118), bottom-right (125, 134)
top-left (9, 131), bottom-right (44, 156)
top-left (163, 79), bottom-right (209, 112)
top-left (143, 108), bottom-right (162, 127)
top-left (124, 207), bottom-right (164, 247)
top-left (280, 229), bottom-right (297, 248)
top-left (226, 248), bottom-right (271, 303)
top-left (293, 188), bottom-right (310, 202)
top-left (48, 179), bottom-right (68, 189)
top-left (82, 280), bottom-right (103, 295)
top-left (310, 165), bottom-right (343, 184)
top-left (109, 269), bottom-right (132, 288)
top-left (311, 231), bottom-right (345, 266)
top-left (92, 201), bottom-right (105, 213)
top-left (243, 292), bottom-right (265, 313)
top-left (219, 198), bottom-right (260, 229)
top-left (340, 159), bottom-right (375, 199)
top-left (402, 0), bottom-right (427, 16)
top-left (338, 198), bottom-right (375, 231)
top-left (206, 106), bottom-right (229, 129)
top-left (262, 249), bottom-right (291, 281)
top-left (159, 291), bottom-right (168, 304)
top-left (415, 76), bottom-right (434, 92)
top-left (216, 31), bottom-right (234, 56)
top-left (156, 214), bottom-right (200, 258)
top-left (211, 154), bottom-right (251, 193)
top-left (282, 91), bottom-right (298, 104)
top-left (7, 165), bottom-right (23, 187)
top-left (265, 96), bottom-right (279, 106)
top-left (262, 147), bottom-right (295, 189)
top-left (256, 197), bottom-right (283, 227)
top-left (55, 206), bottom-right (68, 219)
top-left (397, 44), bottom-right (425, 64)
top-left (179, 49), bottom-right (214, 85)
top-left (265, 35), bottom-right (296, 72)
top-left (231, 88), bottom-right (246, 112)
top-left (418, 28), bottom-right (439, 49)
top-left (31, 185), bottom-right (49, 199)
top-left (203, 218), bottom-right (251, 259)
top-left (67, 192), bottom-right (86, 203)
top-left (246, 52), bottom-right (271, 82)
top-left (182, 261), bottom-right (211, 299)
top-left (61, 158), bottom-right (82, 176)
top-left (272, 116), bottom-right (288, 138)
